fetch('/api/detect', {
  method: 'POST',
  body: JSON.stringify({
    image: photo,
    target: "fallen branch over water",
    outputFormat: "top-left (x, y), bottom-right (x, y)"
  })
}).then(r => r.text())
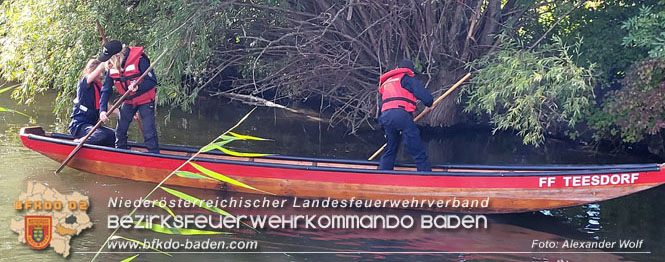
top-left (214, 92), bottom-right (326, 122)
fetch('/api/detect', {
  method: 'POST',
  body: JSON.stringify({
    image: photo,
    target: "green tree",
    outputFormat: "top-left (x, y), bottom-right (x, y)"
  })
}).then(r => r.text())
top-left (588, 4), bottom-right (665, 144)
top-left (621, 5), bottom-right (665, 59)
top-left (603, 58), bottom-right (665, 143)
top-left (0, 0), bottom-right (243, 114)
top-left (0, 0), bottom-right (550, 132)
top-left (0, 1), bottom-right (98, 110)
top-left (465, 36), bottom-right (596, 146)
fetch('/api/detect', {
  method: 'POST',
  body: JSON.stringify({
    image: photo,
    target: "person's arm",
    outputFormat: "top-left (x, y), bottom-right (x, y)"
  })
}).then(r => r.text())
top-left (402, 76), bottom-right (433, 107)
top-left (85, 62), bottom-right (106, 85)
top-left (128, 56), bottom-right (157, 93)
top-left (78, 76), bottom-right (88, 91)
top-left (99, 72), bottom-right (113, 122)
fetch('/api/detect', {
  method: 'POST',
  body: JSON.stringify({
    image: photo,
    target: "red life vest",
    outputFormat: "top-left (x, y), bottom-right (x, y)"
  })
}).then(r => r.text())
top-left (379, 68), bottom-right (417, 113)
top-left (108, 46), bottom-right (156, 105)
top-left (92, 81), bottom-right (102, 110)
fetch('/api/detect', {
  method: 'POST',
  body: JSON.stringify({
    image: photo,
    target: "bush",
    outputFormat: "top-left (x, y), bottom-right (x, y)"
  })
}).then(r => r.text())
top-left (589, 5), bottom-right (665, 144)
top-left (464, 36), bottom-right (596, 146)
top-left (603, 58), bottom-right (665, 143)
top-left (621, 5), bottom-right (665, 59)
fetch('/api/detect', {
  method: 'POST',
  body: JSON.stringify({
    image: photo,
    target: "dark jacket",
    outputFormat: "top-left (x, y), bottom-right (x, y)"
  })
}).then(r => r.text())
top-left (99, 55), bottom-right (157, 112)
top-left (70, 76), bottom-right (101, 134)
top-left (399, 75), bottom-right (433, 107)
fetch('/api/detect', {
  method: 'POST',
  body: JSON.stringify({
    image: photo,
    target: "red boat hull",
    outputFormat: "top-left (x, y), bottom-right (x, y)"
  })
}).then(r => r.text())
top-left (19, 127), bottom-right (665, 213)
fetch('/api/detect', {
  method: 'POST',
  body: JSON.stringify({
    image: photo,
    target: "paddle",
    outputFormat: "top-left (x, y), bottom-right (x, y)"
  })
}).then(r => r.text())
top-left (367, 72), bottom-right (472, 161)
top-left (95, 20), bottom-right (107, 45)
top-left (55, 48), bottom-right (168, 174)
top-left (96, 20), bottom-right (145, 137)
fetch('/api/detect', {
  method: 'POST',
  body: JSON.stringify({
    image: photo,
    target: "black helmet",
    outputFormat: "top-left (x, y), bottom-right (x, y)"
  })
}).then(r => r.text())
top-left (396, 59), bottom-right (420, 74)
top-left (98, 40), bottom-right (123, 62)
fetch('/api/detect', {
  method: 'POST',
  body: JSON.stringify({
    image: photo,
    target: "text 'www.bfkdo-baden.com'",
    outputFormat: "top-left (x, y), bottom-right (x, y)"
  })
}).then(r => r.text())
top-left (107, 238), bottom-right (259, 251)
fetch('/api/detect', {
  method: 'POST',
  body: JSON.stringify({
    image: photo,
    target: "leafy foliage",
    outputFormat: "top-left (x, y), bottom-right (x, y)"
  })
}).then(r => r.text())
top-left (3, 0), bottom-right (664, 147)
top-left (465, 37), bottom-right (596, 146)
top-left (0, 0), bottom-right (239, 114)
top-left (0, 106), bottom-right (29, 117)
top-left (188, 162), bottom-right (272, 194)
top-left (534, 0), bottom-right (660, 84)
top-left (587, 4), bottom-right (665, 144)
top-left (0, 0), bottom-right (98, 111)
top-left (160, 186), bottom-right (233, 217)
top-left (621, 5), bottom-right (665, 59)
top-left (602, 58), bottom-right (665, 143)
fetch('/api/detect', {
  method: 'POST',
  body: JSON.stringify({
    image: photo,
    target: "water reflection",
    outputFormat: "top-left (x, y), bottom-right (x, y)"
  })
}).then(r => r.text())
top-left (1, 90), bottom-right (663, 261)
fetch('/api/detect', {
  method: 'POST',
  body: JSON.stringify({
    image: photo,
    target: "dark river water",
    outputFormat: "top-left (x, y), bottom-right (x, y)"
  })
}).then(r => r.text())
top-left (1, 87), bottom-right (664, 262)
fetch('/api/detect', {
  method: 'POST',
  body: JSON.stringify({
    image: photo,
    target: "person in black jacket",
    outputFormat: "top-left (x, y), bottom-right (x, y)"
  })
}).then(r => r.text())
top-left (68, 59), bottom-right (115, 146)
top-left (378, 60), bottom-right (433, 172)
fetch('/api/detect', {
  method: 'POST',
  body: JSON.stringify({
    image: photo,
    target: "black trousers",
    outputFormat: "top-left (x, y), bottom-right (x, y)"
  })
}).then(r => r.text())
top-left (116, 101), bottom-right (159, 153)
top-left (70, 122), bottom-right (115, 147)
top-left (378, 109), bottom-right (431, 172)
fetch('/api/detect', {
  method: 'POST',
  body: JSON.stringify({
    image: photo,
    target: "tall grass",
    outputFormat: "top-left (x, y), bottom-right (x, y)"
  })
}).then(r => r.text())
top-left (92, 107), bottom-right (273, 261)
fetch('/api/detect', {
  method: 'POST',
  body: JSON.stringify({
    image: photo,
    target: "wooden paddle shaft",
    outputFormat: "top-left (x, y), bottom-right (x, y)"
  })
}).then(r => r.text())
top-left (95, 20), bottom-right (108, 45)
top-left (55, 91), bottom-right (131, 174)
top-left (368, 72), bottom-right (471, 161)
top-left (55, 49), bottom-right (168, 174)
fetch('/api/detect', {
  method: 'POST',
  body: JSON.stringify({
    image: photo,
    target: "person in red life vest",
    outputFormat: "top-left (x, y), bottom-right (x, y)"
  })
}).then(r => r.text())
top-left (97, 40), bottom-right (160, 153)
top-left (378, 60), bottom-right (433, 172)
top-left (68, 59), bottom-right (116, 147)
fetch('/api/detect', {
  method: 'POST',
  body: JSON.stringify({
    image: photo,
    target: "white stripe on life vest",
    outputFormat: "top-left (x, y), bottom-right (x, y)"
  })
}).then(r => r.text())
top-left (125, 64), bottom-right (136, 72)
top-left (385, 78), bottom-right (400, 84)
top-left (79, 105), bottom-right (88, 112)
top-left (109, 69), bottom-right (120, 75)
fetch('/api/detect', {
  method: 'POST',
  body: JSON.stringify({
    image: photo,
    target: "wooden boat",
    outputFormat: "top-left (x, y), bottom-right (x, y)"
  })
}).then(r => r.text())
top-left (20, 126), bottom-right (665, 213)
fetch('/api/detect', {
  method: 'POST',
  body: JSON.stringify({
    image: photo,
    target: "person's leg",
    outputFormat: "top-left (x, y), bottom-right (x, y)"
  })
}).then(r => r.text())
top-left (402, 119), bottom-right (431, 172)
top-left (116, 103), bottom-right (137, 150)
top-left (379, 114), bottom-right (402, 170)
top-left (83, 125), bottom-right (105, 145)
top-left (70, 121), bottom-right (114, 147)
top-left (70, 122), bottom-right (87, 139)
top-left (138, 102), bottom-right (159, 153)
top-left (71, 123), bottom-right (91, 139)
top-left (96, 126), bottom-right (116, 147)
